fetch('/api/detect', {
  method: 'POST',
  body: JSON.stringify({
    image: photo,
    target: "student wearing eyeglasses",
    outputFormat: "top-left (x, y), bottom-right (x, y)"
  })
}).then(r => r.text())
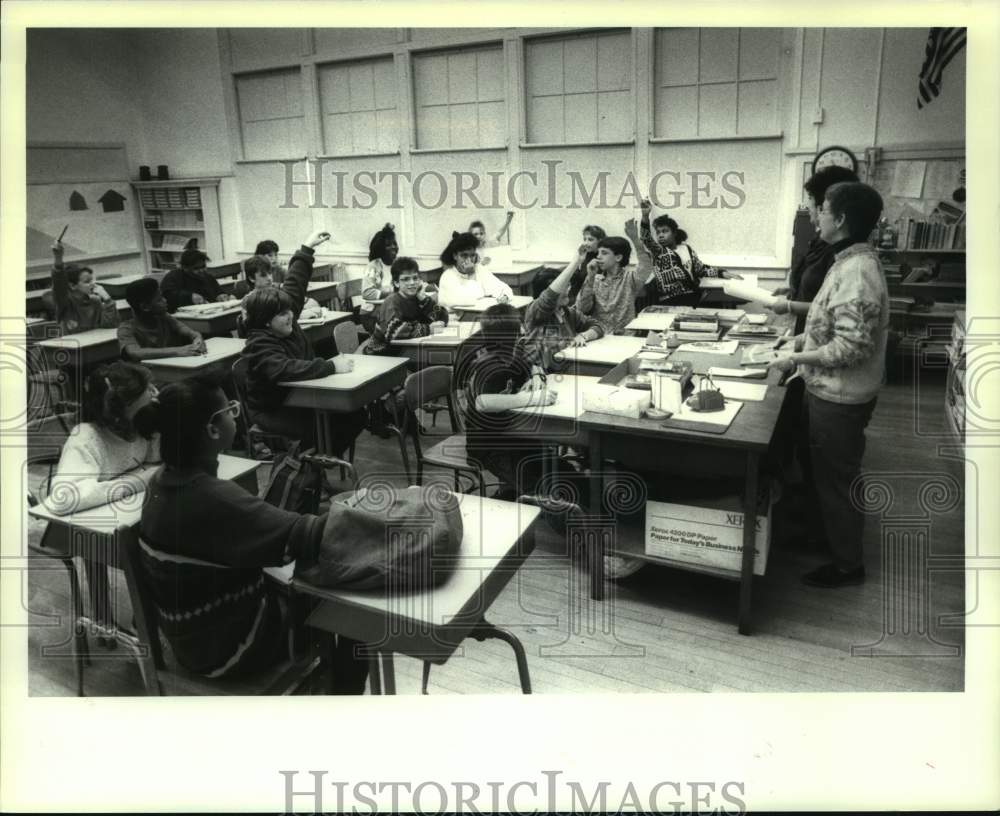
top-left (135, 376), bottom-right (368, 691)
top-left (365, 257), bottom-right (449, 356)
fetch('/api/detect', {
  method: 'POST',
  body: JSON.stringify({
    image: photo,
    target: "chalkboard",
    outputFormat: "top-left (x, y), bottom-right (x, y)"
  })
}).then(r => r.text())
top-left (26, 143), bottom-right (141, 264)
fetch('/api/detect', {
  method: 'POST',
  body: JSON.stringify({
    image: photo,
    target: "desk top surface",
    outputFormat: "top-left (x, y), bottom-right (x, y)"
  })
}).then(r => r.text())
top-left (143, 336), bottom-right (245, 370)
top-left (174, 302), bottom-right (242, 319)
top-left (553, 334), bottom-right (645, 366)
top-left (28, 454), bottom-right (260, 531)
top-left (510, 374), bottom-right (602, 421)
top-left (448, 294), bottom-right (533, 312)
top-left (392, 321), bottom-right (482, 347)
top-left (281, 493), bottom-right (540, 626)
top-left (37, 328), bottom-right (119, 349)
top-left (278, 353), bottom-right (408, 392)
top-left (307, 280), bottom-right (338, 293)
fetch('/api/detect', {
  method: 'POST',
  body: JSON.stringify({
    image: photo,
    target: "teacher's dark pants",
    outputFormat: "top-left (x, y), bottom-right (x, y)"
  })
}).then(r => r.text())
top-left (806, 392), bottom-right (878, 571)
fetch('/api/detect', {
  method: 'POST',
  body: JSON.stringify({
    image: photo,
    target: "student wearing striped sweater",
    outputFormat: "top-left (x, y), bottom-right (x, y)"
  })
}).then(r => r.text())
top-left (136, 375), bottom-right (368, 690)
top-left (365, 257), bottom-right (449, 356)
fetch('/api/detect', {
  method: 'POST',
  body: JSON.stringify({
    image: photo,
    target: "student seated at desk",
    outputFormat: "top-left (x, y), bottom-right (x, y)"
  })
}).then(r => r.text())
top-left (361, 223), bottom-right (399, 303)
top-left (49, 240), bottom-right (119, 334)
top-left (135, 375), bottom-right (368, 690)
top-left (45, 362), bottom-right (161, 637)
top-left (767, 182), bottom-right (889, 590)
top-left (638, 199), bottom-right (740, 307)
top-left (437, 232), bottom-right (514, 308)
top-left (462, 304), bottom-right (558, 500)
top-left (365, 257), bottom-right (449, 356)
top-left (160, 249), bottom-right (236, 313)
top-left (574, 222), bottom-right (650, 335)
top-left (530, 224), bottom-right (605, 301)
top-left (254, 239), bottom-right (286, 284)
top-left (119, 278), bottom-right (206, 362)
top-left (241, 231), bottom-right (365, 456)
top-left (519, 252), bottom-right (604, 379)
top-left (234, 256), bottom-right (323, 329)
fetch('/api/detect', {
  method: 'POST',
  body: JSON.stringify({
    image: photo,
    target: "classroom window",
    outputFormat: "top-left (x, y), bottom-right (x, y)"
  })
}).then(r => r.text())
top-left (654, 28), bottom-right (781, 139)
top-left (235, 68), bottom-right (306, 160)
top-left (411, 45), bottom-right (506, 150)
top-left (318, 57), bottom-right (399, 156)
top-left (523, 30), bottom-right (632, 145)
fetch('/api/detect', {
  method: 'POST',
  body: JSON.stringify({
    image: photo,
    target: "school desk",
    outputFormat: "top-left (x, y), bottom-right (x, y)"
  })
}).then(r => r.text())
top-left (272, 493), bottom-right (541, 694)
top-left (172, 303), bottom-right (243, 335)
top-left (279, 353), bottom-right (409, 455)
top-left (493, 264), bottom-right (544, 296)
top-left (390, 321), bottom-right (482, 367)
top-left (141, 336), bottom-right (245, 384)
top-left (100, 274), bottom-right (160, 300)
top-left (579, 353), bottom-right (788, 635)
top-left (36, 328), bottom-right (120, 370)
top-left (205, 258), bottom-right (243, 281)
top-left (549, 334), bottom-right (646, 376)
top-left (449, 294), bottom-right (533, 322)
top-left (306, 280), bottom-right (340, 307)
top-left (28, 454), bottom-right (261, 695)
top-left (24, 292), bottom-right (131, 321)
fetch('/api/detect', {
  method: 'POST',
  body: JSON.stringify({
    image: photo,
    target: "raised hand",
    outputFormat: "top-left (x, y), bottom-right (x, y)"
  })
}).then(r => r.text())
top-left (305, 230), bottom-right (332, 248)
top-left (640, 198), bottom-right (652, 217)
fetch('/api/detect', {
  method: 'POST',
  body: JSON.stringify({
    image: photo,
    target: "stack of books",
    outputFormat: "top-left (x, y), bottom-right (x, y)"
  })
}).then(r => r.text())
top-left (666, 312), bottom-right (721, 342)
top-left (623, 359), bottom-right (694, 391)
top-left (726, 318), bottom-right (783, 344)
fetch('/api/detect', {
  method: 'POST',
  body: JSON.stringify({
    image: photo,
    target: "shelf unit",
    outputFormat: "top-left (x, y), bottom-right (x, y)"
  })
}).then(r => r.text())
top-left (880, 245), bottom-right (965, 338)
top-left (132, 178), bottom-right (223, 275)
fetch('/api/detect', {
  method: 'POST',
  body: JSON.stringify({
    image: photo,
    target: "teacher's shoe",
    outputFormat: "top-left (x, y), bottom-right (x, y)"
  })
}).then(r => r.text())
top-left (802, 563), bottom-right (866, 588)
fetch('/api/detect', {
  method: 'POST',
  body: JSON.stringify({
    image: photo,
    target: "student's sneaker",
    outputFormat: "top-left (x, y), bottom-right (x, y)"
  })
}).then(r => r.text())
top-left (801, 563), bottom-right (866, 588)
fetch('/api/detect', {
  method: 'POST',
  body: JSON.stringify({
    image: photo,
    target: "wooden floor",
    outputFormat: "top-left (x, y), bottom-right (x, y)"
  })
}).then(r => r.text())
top-left (24, 367), bottom-right (965, 695)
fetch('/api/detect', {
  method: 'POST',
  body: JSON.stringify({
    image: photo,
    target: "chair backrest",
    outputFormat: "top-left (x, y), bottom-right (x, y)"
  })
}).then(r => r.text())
top-left (229, 356), bottom-right (259, 434)
top-left (333, 321), bottom-right (360, 355)
top-left (403, 366), bottom-right (460, 431)
top-left (356, 337), bottom-right (372, 355)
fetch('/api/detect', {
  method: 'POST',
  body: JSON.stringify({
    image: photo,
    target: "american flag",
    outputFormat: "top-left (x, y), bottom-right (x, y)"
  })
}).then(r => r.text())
top-left (917, 28), bottom-right (966, 109)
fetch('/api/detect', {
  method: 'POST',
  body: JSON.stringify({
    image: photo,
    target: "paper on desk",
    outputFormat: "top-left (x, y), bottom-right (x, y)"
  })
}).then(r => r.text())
top-left (708, 366), bottom-right (767, 379)
top-left (722, 281), bottom-right (777, 307)
top-left (627, 312), bottom-right (675, 331)
top-left (701, 273), bottom-right (758, 290)
top-left (744, 313), bottom-right (768, 325)
top-left (676, 339), bottom-right (739, 355)
top-left (715, 380), bottom-right (768, 401)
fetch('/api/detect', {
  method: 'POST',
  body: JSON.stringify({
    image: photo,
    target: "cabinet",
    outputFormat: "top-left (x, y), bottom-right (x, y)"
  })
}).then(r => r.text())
top-left (944, 310), bottom-right (965, 448)
top-left (132, 178), bottom-right (224, 275)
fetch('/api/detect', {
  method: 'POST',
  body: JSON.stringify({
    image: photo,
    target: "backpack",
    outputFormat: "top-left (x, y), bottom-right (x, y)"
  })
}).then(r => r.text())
top-left (260, 441), bottom-right (325, 515)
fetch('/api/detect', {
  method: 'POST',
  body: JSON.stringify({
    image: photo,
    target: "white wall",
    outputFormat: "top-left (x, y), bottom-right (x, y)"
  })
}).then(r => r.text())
top-left (27, 27), bottom-right (967, 283)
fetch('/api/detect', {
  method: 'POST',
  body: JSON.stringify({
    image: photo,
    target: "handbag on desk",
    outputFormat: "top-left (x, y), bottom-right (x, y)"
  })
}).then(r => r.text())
top-left (295, 486), bottom-right (464, 591)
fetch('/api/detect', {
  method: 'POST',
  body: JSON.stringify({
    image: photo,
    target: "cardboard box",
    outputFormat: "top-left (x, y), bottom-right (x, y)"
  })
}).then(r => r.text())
top-left (644, 494), bottom-right (771, 576)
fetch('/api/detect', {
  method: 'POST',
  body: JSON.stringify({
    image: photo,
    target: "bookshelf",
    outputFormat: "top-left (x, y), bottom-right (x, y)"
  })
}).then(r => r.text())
top-left (944, 310), bottom-right (965, 450)
top-left (132, 178), bottom-right (223, 274)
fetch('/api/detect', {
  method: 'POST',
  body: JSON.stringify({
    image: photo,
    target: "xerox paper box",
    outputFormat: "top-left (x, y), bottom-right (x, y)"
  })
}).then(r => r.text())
top-left (644, 495), bottom-right (771, 576)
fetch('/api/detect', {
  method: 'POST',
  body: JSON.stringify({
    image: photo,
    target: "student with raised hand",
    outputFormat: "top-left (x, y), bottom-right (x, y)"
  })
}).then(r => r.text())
top-left (575, 220), bottom-right (650, 335)
top-left (118, 278), bottom-right (206, 362)
top-left (254, 239), bottom-right (286, 283)
top-left (437, 232), bottom-right (514, 308)
top-left (233, 256), bottom-right (323, 328)
top-left (519, 248), bottom-right (605, 379)
top-left (469, 211), bottom-right (514, 251)
top-left (49, 240), bottom-right (119, 334)
top-left (639, 199), bottom-right (740, 306)
top-left (160, 248), bottom-right (235, 312)
top-left (240, 230), bottom-right (365, 456)
top-left (767, 182), bottom-right (889, 590)
top-left (365, 256), bottom-right (449, 356)
top-left (135, 375), bottom-right (368, 691)
top-left (530, 224), bottom-right (606, 301)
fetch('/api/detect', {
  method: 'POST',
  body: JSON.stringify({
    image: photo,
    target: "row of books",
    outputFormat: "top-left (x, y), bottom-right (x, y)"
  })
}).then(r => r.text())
top-left (151, 233), bottom-right (193, 251)
top-left (898, 218), bottom-right (966, 250)
top-left (139, 187), bottom-right (203, 209)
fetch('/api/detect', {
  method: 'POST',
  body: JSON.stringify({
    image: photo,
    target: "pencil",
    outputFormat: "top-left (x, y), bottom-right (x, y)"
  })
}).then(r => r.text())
top-left (57, 224), bottom-right (69, 242)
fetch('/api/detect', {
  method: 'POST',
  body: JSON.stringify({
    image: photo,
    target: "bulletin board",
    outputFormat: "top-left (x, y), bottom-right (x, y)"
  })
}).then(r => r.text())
top-left (26, 143), bottom-right (142, 265)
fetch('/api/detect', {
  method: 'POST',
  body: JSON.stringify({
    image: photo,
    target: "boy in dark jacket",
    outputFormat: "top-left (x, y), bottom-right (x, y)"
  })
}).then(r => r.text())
top-left (160, 248), bottom-right (235, 312)
top-left (240, 231), bottom-right (365, 456)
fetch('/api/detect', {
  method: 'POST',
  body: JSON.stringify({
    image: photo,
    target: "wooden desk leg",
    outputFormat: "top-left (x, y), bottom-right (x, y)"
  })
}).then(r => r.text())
top-left (589, 433), bottom-right (605, 602)
top-left (738, 451), bottom-right (760, 636)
